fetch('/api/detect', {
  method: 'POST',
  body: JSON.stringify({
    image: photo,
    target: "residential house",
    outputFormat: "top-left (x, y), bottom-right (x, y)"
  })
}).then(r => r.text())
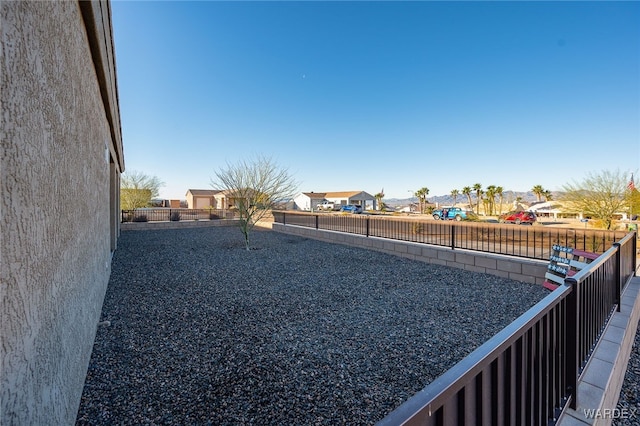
top-left (186, 189), bottom-right (252, 210)
top-left (186, 189), bottom-right (223, 209)
top-left (293, 192), bottom-right (327, 211)
top-left (2, 1), bottom-right (124, 425)
top-left (293, 191), bottom-right (377, 211)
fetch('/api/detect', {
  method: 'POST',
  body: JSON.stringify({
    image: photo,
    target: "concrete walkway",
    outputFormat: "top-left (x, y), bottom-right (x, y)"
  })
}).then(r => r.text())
top-left (557, 276), bottom-right (640, 425)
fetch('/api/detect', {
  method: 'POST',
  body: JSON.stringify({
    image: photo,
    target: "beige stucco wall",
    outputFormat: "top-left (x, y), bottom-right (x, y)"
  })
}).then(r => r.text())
top-left (1, 1), bottom-right (122, 424)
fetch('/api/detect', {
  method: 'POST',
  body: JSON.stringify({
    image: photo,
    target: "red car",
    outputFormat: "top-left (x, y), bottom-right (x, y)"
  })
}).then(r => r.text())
top-left (499, 210), bottom-right (537, 225)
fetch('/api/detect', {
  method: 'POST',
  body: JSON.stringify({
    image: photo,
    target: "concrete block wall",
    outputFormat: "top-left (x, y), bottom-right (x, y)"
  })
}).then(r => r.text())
top-left (272, 223), bottom-right (549, 284)
top-left (121, 219), bottom-right (240, 231)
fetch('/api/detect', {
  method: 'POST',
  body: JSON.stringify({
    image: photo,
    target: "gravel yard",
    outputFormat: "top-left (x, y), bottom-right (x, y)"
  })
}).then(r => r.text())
top-left (76, 226), bottom-right (550, 425)
top-left (614, 322), bottom-right (640, 426)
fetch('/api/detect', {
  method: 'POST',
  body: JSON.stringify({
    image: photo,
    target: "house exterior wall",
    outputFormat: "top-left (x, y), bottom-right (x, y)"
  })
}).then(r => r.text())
top-left (186, 191), bottom-right (218, 209)
top-left (325, 197), bottom-right (348, 206)
top-left (195, 196), bottom-right (213, 209)
top-left (1, 1), bottom-right (123, 425)
top-left (214, 194), bottom-right (225, 208)
top-left (293, 193), bottom-right (326, 211)
top-left (293, 193), bottom-right (312, 210)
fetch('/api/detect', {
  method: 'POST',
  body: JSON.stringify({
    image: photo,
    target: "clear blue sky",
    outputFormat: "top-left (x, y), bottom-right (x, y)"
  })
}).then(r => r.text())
top-left (112, 1), bottom-right (640, 201)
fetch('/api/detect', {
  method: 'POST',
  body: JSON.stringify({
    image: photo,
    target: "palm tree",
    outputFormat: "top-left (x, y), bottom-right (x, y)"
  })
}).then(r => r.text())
top-left (543, 190), bottom-right (553, 202)
top-left (374, 188), bottom-right (385, 211)
top-left (482, 198), bottom-right (491, 216)
top-left (415, 187), bottom-right (429, 213)
top-left (450, 189), bottom-right (459, 207)
top-left (473, 183), bottom-right (483, 215)
top-left (495, 186), bottom-right (504, 215)
top-left (532, 185), bottom-right (545, 202)
top-left (486, 185), bottom-right (497, 215)
top-left (462, 186), bottom-right (473, 210)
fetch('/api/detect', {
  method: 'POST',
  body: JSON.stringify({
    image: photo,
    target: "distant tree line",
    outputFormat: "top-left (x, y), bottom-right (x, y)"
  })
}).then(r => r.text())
top-left (413, 169), bottom-right (637, 230)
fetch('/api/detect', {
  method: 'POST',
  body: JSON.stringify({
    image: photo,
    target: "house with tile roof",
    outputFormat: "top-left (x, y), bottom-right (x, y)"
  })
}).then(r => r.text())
top-left (293, 191), bottom-right (377, 211)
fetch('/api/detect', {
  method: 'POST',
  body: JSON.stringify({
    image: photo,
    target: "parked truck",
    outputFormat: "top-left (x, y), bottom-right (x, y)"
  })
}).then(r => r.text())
top-left (432, 207), bottom-right (475, 221)
top-left (316, 201), bottom-right (336, 211)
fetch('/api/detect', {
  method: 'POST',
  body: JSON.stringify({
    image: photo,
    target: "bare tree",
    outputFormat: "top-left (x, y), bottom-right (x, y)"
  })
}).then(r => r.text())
top-left (212, 155), bottom-right (298, 250)
top-left (560, 169), bottom-right (632, 230)
top-left (120, 170), bottom-right (164, 210)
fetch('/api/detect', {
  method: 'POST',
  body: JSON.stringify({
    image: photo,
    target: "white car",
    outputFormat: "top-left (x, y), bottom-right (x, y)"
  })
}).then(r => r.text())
top-left (316, 201), bottom-right (335, 211)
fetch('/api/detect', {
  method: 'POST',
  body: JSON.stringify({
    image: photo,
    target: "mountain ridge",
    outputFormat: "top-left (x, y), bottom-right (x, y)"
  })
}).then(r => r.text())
top-left (384, 190), bottom-right (560, 207)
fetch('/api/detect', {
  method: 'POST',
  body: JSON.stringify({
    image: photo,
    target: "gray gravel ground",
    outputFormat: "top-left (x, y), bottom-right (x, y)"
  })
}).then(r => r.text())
top-left (76, 226), bottom-right (551, 425)
top-left (614, 320), bottom-right (640, 426)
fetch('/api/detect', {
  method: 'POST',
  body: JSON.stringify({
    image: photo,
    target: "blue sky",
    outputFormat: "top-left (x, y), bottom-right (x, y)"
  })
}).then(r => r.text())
top-left (112, 1), bottom-right (640, 200)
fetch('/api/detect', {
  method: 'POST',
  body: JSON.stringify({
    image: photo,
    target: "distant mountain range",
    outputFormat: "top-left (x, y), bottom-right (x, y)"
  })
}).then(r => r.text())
top-left (384, 191), bottom-right (560, 207)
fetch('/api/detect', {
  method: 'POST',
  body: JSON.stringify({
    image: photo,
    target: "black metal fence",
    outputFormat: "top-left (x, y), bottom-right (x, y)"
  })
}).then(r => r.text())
top-left (378, 232), bottom-right (637, 425)
top-left (273, 212), bottom-right (627, 261)
top-left (273, 212), bottom-right (637, 424)
top-left (121, 208), bottom-right (233, 223)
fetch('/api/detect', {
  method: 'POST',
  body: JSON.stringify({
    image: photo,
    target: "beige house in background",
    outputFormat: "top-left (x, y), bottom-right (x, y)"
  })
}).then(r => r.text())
top-left (186, 189), bottom-right (223, 209)
top-left (2, 1), bottom-right (124, 425)
top-left (186, 188), bottom-right (251, 210)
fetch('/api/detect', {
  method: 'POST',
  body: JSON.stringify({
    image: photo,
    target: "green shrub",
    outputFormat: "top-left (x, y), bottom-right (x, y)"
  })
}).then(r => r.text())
top-left (170, 212), bottom-right (181, 221)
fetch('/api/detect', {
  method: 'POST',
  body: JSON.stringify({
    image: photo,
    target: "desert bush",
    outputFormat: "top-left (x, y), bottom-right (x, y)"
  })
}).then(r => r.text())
top-left (411, 222), bottom-right (424, 234)
top-left (133, 214), bottom-right (148, 222)
top-left (122, 211), bottom-right (134, 222)
top-left (170, 212), bottom-right (181, 221)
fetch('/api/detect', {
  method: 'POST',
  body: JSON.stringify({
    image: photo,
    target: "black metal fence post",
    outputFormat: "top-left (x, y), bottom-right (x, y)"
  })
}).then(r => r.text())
top-left (450, 223), bottom-right (456, 250)
top-left (315, 214), bottom-right (319, 230)
top-left (613, 242), bottom-right (622, 312)
top-left (366, 217), bottom-right (370, 237)
top-left (633, 231), bottom-right (638, 277)
top-left (283, 212), bottom-right (286, 226)
top-left (564, 277), bottom-right (579, 410)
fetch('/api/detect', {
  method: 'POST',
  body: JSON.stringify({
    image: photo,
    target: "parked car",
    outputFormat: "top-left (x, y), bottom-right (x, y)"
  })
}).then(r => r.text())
top-left (340, 204), bottom-right (362, 214)
top-left (432, 207), bottom-right (475, 221)
top-left (499, 210), bottom-right (537, 225)
top-left (316, 201), bottom-right (337, 211)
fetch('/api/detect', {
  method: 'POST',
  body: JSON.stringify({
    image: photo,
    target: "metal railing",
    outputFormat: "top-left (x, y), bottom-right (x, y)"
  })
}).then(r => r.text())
top-left (378, 232), bottom-right (636, 425)
top-left (121, 208), bottom-right (233, 223)
top-left (273, 212), bottom-right (637, 424)
top-left (273, 212), bottom-right (627, 261)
